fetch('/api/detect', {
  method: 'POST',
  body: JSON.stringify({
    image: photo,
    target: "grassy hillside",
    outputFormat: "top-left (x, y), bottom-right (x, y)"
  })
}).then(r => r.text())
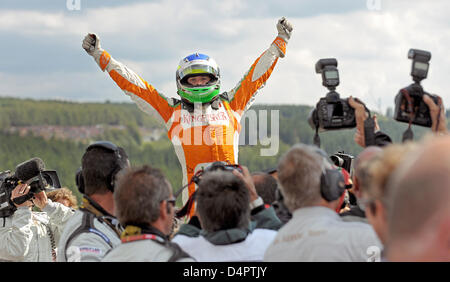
top-left (0, 97), bottom-right (441, 205)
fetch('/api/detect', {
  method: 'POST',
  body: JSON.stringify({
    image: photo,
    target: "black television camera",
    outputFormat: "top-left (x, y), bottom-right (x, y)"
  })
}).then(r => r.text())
top-left (199, 161), bottom-right (243, 176)
top-left (0, 158), bottom-right (61, 217)
top-left (394, 48), bottom-right (439, 128)
top-left (308, 58), bottom-right (356, 132)
top-left (175, 161), bottom-right (243, 218)
top-left (330, 151), bottom-right (354, 176)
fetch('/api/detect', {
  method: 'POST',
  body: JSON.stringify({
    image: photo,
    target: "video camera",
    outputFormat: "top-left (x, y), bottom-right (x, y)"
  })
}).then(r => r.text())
top-left (308, 58), bottom-right (356, 132)
top-left (196, 162), bottom-right (243, 180)
top-left (330, 151), bottom-right (354, 176)
top-left (394, 48), bottom-right (439, 128)
top-left (174, 162), bottom-right (243, 218)
top-left (0, 158), bottom-right (61, 217)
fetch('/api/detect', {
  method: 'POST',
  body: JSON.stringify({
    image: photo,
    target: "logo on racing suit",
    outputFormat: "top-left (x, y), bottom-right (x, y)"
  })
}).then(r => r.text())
top-left (179, 107), bottom-right (230, 129)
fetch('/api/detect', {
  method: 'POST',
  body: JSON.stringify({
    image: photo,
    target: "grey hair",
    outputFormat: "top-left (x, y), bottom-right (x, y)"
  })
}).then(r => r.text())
top-left (277, 144), bottom-right (328, 211)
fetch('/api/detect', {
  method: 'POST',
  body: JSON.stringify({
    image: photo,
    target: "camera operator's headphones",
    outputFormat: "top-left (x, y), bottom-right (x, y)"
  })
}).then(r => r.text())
top-left (320, 167), bottom-right (346, 202)
top-left (75, 141), bottom-right (126, 194)
top-left (313, 148), bottom-right (346, 202)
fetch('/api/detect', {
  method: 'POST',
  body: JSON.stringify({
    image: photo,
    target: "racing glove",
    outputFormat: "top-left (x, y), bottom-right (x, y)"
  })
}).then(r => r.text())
top-left (82, 33), bottom-right (111, 71)
top-left (277, 17), bottom-right (293, 42)
top-left (273, 17), bottom-right (293, 58)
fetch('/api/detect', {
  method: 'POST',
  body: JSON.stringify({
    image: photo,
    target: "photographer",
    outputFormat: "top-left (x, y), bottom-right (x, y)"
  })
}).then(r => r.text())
top-left (102, 165), bottom-right (194, 262)
top-left (348, 96), bottom-right (392, 148)
top-left (172, 166), bottom-right (282, 261)
top-left (385, 136), bottom-right (450, 261)
top-left (46, 187), bottom-right (78, 209)
top-left (0, 183), bottom-right (74, 262)
top-left (348, 95), bottom-right (447, 148)
top-left (264, 144), bottom-right (382, 262)
top-left (82, 17), bottom-right (293, 216)
top-left (361, 142), bottom-right (419, 248)
top-left (423, 94), bottom-right (448, 134)
top-left (340, 146), bottom-right (383, 223)
top-left (251, 172), bottom-right (278, 207)
top-left (57, 141), bottom-right (130, 262)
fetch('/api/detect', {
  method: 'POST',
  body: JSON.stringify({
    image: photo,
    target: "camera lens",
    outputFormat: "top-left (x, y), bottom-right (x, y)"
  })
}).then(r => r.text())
top-left (330, 155), bottom-right (344, 167)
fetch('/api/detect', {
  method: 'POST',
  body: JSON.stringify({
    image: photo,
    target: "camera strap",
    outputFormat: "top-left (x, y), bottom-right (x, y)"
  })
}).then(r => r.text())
top-left (401, 89), bottom-right (415, 142)
top-left (174, 171), bottom-right (201, 219)
top-left (364, 117), bottom-right (376, 147)
top-left (174, 162), bottom-right (243, 218)
top-left (402, 126), bottom-right (414, 142)
top-left (353, 98), bottom-right (376, 147)
top-left (313, 125), bottom-right (321, 147)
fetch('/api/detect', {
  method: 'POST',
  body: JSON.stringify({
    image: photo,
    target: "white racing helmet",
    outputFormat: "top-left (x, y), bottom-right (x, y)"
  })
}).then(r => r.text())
top-left (176, 53), bottom-right (221, 103)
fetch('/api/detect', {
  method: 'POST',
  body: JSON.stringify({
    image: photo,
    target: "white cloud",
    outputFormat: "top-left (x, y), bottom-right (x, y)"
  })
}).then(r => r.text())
top-left (1, 0), bottom-right (449, 114)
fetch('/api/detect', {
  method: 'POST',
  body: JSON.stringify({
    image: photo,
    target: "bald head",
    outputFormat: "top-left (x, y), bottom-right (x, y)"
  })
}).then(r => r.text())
top-left (386, 136), bottom-right (450, 261)
top-left (354, 146), bottom-right (383, 170)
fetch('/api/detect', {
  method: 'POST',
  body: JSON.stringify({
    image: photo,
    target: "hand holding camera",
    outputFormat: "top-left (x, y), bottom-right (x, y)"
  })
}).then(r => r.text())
top-left (232, 166), bottom-right (259, 203)
top-left (31, 190), bottom-right (49, 210)
top-left (0, 158), bottom-right (61, 217)
top-left (422, 94), bottom-right (447, 134)
top-left (348, 96), bottom-right (381, 147)
top-left (394, 49), bottom-right (437, 127)
top-left (330, 152), bottom-right (354, 176)
top-left (308, 58), bottom-right (373, 147)
top-left (394, 49), bottom-right (445, 140)
top-left (308, 58), bottom-right (356, 135)
top-left (174, 162), bottom-right (245, 218)
top-left (11, 184), bottom-right (33, 208)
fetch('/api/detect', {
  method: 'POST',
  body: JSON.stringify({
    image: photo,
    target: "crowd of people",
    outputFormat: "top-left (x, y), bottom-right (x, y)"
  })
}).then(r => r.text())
top-left (1, 16), bottom-right (449, 263)
top-left (0, 96), bottom-right (448, 262)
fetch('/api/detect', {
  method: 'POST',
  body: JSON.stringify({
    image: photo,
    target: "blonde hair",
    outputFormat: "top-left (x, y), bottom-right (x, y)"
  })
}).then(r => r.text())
top-left (46, 187), bottom-right (78, 209)
top-left (366, 142), bottom-right (419, 208)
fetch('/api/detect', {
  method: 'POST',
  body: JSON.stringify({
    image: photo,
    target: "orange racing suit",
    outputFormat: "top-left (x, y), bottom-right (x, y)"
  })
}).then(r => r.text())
top-left (95, 36), bottom-right (288, 213)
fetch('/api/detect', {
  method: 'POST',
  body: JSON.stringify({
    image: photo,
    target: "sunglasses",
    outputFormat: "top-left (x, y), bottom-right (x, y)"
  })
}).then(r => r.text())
top-left (165, 197), bottom-right (176, 206)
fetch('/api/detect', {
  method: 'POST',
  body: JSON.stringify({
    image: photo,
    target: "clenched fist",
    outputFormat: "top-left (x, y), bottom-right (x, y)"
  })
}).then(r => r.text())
top-left (277, 17), bottom-right (293, 42)
top-left (82, 33), bottom-right (101, 56)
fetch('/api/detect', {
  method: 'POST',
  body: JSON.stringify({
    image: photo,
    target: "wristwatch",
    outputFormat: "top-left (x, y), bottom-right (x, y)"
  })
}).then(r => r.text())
top-left (249, 196), bottom-right (264, 210)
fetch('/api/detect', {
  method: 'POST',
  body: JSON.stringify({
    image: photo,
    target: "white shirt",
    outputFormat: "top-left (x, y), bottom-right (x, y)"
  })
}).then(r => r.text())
top-left (173, 229), bottom-right (277, 262)
top-left (102, 238), bottom-right (194, 262)
top-left (264, 206), bottom-right (383, 262)
top-left (0, 201), bottom-right (74, 262)
top-left (57, 209), bottom-right (121, 262)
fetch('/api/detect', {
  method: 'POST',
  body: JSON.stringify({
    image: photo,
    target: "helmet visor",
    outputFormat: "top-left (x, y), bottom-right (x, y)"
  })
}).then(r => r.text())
top-left (178, 64), bottom-right (219, 81)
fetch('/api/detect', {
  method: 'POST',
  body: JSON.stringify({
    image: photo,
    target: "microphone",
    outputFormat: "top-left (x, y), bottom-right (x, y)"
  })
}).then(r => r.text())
top-left (14, 158), bottom-right (45, 181)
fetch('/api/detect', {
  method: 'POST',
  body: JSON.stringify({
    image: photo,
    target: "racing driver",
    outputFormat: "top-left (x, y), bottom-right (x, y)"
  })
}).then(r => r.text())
top-left (82, 17), bottom-right (293, 215)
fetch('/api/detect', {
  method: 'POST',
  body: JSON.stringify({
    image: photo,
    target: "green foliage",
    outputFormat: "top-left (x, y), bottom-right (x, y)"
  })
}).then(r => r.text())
top-left (0, 97), bottom-right (162, 128)
top-left (0, 97), bottom-right (447, 205)
top-left (0, 132), bottom-right (86, 202)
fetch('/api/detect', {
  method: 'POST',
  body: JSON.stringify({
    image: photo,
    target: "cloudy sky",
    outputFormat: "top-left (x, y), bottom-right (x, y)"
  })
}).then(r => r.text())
top-left (0, 0), bottom-right (449, 113)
